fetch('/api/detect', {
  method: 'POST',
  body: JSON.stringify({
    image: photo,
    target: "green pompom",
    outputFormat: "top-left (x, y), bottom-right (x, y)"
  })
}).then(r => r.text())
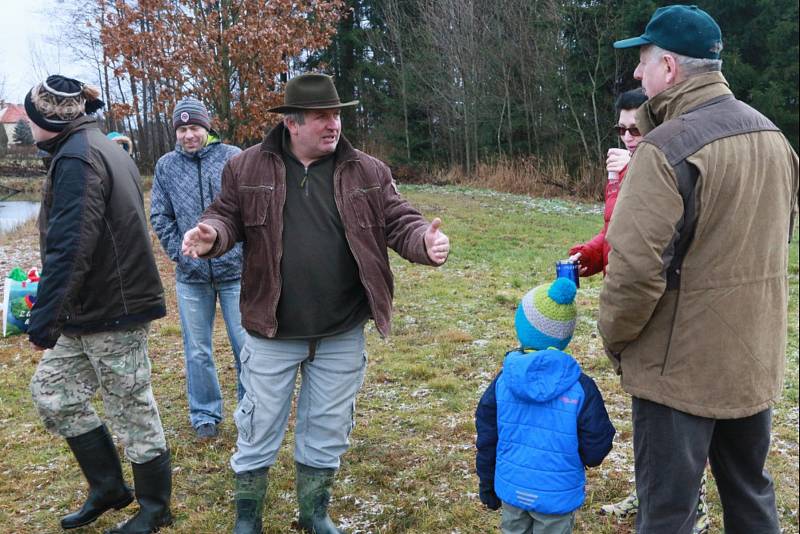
top-left (8, 268), bottom-right (28, 282)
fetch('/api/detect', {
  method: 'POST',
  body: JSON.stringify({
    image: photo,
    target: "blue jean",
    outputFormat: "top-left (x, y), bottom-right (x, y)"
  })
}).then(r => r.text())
top-left (176, 279), bottom-right (246, 428)
top-left (230, 323), bottom-right (367, 474)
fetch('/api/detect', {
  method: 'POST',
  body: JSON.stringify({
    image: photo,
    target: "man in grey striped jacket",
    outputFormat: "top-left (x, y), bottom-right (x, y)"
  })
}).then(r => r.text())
top-left (151, 98), bottom-right (245, 440)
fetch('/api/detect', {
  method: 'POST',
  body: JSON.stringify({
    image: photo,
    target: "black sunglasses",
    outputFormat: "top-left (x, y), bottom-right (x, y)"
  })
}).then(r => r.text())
top-left (613, 125), bottom-right (641, 137)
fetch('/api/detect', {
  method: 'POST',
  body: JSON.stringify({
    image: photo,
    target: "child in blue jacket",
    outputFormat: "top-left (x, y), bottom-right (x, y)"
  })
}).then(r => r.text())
top-left (475, 278), bottom-right (615, 533)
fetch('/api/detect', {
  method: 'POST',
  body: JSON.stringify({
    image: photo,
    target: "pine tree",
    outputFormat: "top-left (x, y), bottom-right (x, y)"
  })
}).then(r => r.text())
top-left (13, 119), bottom-right (34, 145)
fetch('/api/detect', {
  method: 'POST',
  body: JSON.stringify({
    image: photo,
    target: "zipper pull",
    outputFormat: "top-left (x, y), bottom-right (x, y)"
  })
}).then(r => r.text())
top-left (301, 167), bottom-right (309, 196)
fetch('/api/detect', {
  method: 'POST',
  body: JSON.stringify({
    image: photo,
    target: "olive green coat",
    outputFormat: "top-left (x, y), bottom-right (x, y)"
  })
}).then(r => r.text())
top-left (599, 72), bottom-right (799, 419)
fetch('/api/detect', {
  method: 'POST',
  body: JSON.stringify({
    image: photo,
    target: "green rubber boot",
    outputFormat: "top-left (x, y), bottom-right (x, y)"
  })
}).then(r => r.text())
top-left (296, 462), bottom-right (346, 534)
top-left (233, 467), bottom-right (268, 534)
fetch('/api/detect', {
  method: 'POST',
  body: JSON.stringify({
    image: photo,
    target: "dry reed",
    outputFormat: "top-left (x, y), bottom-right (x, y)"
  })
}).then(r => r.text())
top-left (430, 155), bottom-right (605, 200)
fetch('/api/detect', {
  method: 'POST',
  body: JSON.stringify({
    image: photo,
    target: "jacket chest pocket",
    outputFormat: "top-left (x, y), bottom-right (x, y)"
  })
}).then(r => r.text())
top-left (238, 185), bottom-right (273, 226)
top-left (347, 186), bottom-right (385, 229)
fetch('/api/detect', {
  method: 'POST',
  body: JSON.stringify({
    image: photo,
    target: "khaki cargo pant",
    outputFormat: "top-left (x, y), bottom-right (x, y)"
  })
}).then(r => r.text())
top-left (30, 325), bottom-right (167, 464)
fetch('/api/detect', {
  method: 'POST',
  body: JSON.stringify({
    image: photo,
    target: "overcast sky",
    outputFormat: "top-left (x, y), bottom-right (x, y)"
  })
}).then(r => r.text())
top-left (0, 0), bottom-right (89, 104)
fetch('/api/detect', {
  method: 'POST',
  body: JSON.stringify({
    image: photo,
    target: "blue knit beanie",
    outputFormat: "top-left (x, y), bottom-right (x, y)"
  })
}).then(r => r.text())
top-left (172, 98), bottom-right (211, 130)
top-left (514, 278), bottom-right (577, 351)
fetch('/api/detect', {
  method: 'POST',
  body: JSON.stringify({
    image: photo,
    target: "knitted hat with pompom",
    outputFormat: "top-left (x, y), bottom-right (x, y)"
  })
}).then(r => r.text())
top-left (24, 75), bottom-right (104, 132)
top-left (172, 98), bottom-right (211, 131)
top-left (514, 277), bottom-right (577, 351)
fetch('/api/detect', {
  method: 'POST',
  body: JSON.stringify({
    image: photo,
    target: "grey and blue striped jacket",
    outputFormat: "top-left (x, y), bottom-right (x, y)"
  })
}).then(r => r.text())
top-left (151, 134), bottom-right (243, 283)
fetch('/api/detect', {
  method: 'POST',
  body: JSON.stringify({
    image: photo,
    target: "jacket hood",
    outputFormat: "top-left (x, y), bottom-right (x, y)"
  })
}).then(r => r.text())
top-left (637, 71), bottom-right (732, 135)
top-left (502, 348), bottom-right (581, 402)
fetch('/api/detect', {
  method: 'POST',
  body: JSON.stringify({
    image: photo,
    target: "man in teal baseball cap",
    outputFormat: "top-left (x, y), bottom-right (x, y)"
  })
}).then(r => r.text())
top-left (614, 5), bottom-right (722, 59)
top-left (614, 4), bottom-right (723, 97)
top-left (600, 4), bottom-right (798, 534)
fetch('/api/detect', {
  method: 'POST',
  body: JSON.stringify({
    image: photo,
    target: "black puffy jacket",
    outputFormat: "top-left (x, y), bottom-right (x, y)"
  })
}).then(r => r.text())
top-left (28, 116), bottom-right (166, 348)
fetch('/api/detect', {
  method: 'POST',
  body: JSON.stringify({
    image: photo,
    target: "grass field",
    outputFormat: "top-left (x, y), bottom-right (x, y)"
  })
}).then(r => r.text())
top-left (0, 185), bottom-right (797, 533)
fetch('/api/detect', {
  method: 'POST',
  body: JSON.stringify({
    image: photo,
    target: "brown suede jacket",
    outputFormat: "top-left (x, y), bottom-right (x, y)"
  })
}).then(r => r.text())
top-left (200, 123), bottom-right (438, 339)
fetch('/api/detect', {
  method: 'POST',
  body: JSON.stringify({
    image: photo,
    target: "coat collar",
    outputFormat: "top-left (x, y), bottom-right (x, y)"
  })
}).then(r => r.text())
top-left (637, 71), bottom-right (733, 135)
top-left (36, 115), bottom-right (98, 154)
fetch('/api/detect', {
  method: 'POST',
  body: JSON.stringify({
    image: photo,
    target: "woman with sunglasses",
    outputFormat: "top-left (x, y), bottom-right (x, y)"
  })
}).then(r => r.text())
top-left (568, 88), bottom-right (710, 533)
top-left (568, 88), bottom-right (646, 276)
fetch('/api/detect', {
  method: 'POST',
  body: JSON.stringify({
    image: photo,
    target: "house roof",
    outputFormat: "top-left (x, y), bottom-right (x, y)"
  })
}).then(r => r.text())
top-left (0, 104), bottom-right (29, 124)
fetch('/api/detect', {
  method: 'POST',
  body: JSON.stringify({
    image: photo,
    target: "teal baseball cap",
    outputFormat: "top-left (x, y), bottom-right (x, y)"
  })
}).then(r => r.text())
top-left (614, 5), bottom-right (723, 60)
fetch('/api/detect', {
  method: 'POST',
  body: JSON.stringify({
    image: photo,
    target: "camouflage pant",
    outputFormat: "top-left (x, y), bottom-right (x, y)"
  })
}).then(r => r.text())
top-left (29, 325), bottom-right (167, 464)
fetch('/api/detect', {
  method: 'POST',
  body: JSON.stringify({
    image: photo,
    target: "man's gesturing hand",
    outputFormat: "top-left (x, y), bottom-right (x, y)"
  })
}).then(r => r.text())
top-left (182, 222), bottom-right (217, 259)
top-left (424, 217), bottom-right (450, 265)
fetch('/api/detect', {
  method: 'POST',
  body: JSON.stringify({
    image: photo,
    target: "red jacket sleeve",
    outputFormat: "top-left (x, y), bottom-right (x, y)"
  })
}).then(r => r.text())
top-left (569, 233), bottom-right (605, 276)
top-left (569, 165), bottom-right (628, 277)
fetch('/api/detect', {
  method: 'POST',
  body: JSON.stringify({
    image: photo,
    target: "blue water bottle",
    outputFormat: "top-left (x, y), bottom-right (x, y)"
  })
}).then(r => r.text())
top-left (555, 259), bottom-right (580, 288)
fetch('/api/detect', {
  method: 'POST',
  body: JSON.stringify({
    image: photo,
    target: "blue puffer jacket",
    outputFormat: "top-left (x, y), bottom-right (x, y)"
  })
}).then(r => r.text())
top-left (475, 349), bottom-right (615, 515)
top-left (151, 133), bottom-right (242, 283)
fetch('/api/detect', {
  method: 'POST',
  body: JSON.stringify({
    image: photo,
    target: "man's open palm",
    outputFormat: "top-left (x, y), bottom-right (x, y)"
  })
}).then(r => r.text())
top-left (182, 222), bottom-right (217, 259)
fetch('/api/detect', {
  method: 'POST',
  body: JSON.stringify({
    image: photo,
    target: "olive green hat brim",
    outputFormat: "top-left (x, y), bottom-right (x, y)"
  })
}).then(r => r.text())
top-left (267, 100), bottom-right (359, 114)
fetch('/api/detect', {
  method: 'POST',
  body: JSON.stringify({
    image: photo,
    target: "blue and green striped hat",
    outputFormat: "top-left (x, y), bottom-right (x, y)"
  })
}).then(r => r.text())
top-left (515, 278), bottom-right (577, 351)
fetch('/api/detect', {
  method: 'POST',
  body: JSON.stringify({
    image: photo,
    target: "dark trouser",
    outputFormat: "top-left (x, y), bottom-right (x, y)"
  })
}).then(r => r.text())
top-left (632, 397), bottom-right (779, 534)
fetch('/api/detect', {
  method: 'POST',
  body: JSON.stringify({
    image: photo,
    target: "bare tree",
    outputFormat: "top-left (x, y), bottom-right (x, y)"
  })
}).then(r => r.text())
top-left (417, 0), bottom-right (494, 174)
top-left (375, 0), bottom-right (412, 161)
top-left (557, 1), bottom-right (620, 162)
top-left (50, 1), bottom-right (117, 131)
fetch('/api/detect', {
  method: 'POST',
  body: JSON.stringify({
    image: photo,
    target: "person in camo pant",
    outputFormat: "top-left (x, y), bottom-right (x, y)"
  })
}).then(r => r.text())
top-left (25, 75), bottom-right (172, 534)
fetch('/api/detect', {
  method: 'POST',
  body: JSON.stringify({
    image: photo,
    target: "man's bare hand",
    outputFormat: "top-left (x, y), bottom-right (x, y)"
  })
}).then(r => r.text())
top-left (182, 222), bottom-right (217, 259)
top-left (424, 218), bottom-right (450, 265)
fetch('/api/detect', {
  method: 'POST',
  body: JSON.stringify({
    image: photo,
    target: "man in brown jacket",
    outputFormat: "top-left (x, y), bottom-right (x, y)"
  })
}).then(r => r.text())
top-left (602, 5), bottom-right (798, 534)
top-left (182, 73), bottom-right (449, 534)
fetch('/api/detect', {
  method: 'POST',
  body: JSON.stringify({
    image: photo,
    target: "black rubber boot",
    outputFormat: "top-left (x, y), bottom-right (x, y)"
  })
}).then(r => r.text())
top-left (296, 462), bottom-right (346, 534)
top-left (61, 425), bottom-right (134, 529)
top-left (105, 450), bottom-right (173, 534)
top-left (233, 467), bottom-right (268, 534)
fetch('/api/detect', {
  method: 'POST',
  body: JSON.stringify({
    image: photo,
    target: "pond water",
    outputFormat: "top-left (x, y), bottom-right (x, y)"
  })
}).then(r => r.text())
top-left (0, 201), bottom-right (40, 234)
